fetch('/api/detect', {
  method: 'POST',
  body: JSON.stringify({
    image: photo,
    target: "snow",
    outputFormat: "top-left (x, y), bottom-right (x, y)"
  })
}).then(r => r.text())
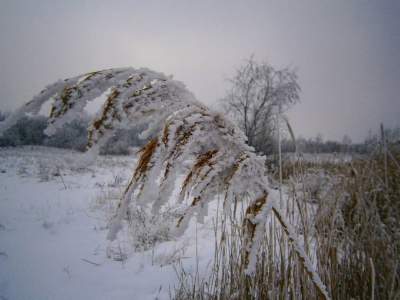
top-left (0, 147), bottom-right (216, 300)
top-left (37, 98), bottom-right (55, 117)
top-left (83, 88), bottom-right (112, 116)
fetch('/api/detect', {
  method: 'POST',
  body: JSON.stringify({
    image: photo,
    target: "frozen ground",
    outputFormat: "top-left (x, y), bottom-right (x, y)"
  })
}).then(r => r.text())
top-left (0, 146), bottom-right (215, 300)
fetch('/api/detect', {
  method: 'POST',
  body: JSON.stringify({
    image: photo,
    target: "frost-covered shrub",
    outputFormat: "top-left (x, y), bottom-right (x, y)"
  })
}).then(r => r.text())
top-left (99, 126), bottom-right (148, 155)
top-left (300, 170), bottom-right (339, 203)
top-left (127, 207), bottom-right (176, 251)
top-left (44, 118), bottom-right (89, 151)
top-left (0, 116), bottom-right (47, 147)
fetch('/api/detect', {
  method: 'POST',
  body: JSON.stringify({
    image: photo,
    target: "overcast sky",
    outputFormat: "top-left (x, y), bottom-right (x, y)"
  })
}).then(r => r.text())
top-left (0, 0), bottom-right (399, 142)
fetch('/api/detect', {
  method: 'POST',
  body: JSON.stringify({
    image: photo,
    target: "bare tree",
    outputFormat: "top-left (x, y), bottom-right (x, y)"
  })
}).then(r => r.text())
top-left (221, 57), bottom-right (300, 154)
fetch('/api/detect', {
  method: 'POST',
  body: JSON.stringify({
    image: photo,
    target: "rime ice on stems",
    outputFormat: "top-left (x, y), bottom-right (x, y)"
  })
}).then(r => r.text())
top-left (2, 67), bottom-right (330, 299)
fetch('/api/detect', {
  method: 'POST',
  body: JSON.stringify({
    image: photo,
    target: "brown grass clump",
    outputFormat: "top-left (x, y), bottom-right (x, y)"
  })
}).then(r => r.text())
top-left (243, 194), bottom-right (267, 266)
top-left (162, 122), bottom-right (170, 146)
top-left (173, 148), bottom-right (400, 300)
top-left (87, 88), bottom-right (121, 148)
top-left (133, 138), bottom-right (159, 181)
top-left (170, 124), bottom-right (197, 159)
top-left (224, 153), bottom-right (249, 186)
top-left (50, 85), bottom-right (80, 119)
top-left (118, 138), bottom-right (159, 209)
top-left (176, 150), bottom-right (219, 229)
top-left (180, 149), bottom-right (218, 197)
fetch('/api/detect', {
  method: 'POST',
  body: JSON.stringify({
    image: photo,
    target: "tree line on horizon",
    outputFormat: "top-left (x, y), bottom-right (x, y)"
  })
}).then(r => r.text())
top-left (1, 108), bottom-right (398, 156)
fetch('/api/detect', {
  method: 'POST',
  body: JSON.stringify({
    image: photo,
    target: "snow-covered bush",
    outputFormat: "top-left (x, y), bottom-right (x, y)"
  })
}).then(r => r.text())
top-left (44, 118), bottom-right (89, 151)
top-left (0, 116), bottom-right (47, 147)
top-left (0, 67), bottom-right (330, 299)
top-left (126, 207), bottom-right (176, 251)
top-left (99, 126), bottom-right (148, 155)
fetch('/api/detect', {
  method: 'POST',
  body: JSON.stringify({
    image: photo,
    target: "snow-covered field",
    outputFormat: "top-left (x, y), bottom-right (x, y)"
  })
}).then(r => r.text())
top-left (0, 147), bottom-right (214, 300)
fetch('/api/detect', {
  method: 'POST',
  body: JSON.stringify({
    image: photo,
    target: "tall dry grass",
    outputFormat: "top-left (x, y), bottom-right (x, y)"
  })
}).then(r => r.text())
top-left (173, 144), bottom-right (400, 299)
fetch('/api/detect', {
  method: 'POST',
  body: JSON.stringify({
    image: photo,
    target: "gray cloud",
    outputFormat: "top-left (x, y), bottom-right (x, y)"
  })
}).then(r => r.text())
top-left (0, 0), bottom-right (399, 142)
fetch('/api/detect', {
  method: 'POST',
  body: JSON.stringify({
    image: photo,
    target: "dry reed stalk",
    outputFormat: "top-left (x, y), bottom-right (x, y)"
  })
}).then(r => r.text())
top-left (50, 85), bottom-right (78, 119)
top-left (180, 149), bottom-right (218, 197)
top-left (243, 194), bottom-right (267, 268)
top-left (87, 88), bottom-right (121, 147)
top-left (133, 138), bottom-right (159, 181)
top-left (272, 206), bottom-right (330, 300)
top-left (370, 257), bottom-right (375, 300)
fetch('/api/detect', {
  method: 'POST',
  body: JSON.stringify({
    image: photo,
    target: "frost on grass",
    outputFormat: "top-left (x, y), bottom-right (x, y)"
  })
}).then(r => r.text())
top-left (1, 67), bottom-right (330, 298)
